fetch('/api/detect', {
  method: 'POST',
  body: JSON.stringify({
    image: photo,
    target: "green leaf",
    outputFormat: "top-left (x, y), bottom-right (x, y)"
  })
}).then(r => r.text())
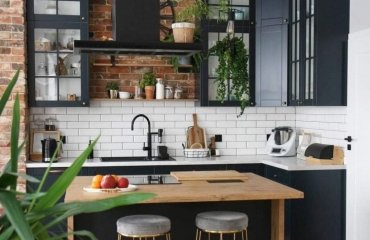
top-left (0, 69), bottom-right (19, 115)
top-left (9, 94), bottom-right (20, 191)
top-left (6, 172), bottom-right (40, 183)
top-left (32, 193), bottom-right (155, 235)
top-left (0, 190), bottom-right (34, 240)
top-left (0, 226), bottom-right (14, 240)
top-left (34, 138), bottom-right (99, 210)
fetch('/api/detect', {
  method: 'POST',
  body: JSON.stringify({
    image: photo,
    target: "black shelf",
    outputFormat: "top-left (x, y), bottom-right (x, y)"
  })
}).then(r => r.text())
top-left (73, 40), bottom-right (203, 57)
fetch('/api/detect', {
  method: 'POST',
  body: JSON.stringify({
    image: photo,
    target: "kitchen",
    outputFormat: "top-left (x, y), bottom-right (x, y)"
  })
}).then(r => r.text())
top-left (0, 0), bottom-right (369, 240)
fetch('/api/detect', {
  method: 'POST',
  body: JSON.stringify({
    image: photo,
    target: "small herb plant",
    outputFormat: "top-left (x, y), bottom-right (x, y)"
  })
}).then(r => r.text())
top-left (208, 34), bottom-right (250, 116)
top-left (176, 0), bottom-right (209, 23)
top-left (140, 72), bottom-right (156, 88)
top-left (105, 81), bottom-right (119, 91)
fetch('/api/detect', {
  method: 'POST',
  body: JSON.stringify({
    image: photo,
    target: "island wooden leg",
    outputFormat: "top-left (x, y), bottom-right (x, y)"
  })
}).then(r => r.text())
top-left (68, 216), bottom-right (74, 240)
top-left (271, 199), bottom-right (284, 240)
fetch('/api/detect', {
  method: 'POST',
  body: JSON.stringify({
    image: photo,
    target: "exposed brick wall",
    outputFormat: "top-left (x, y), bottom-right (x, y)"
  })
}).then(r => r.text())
top-left (89, 0), bottom-right (197, 99)
top-left (0, 0), bottom-right (27, 181)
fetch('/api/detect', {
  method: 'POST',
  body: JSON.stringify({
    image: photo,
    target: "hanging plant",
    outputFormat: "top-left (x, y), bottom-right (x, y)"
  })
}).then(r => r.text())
top-left (208, 34), bottom-right (250, 116)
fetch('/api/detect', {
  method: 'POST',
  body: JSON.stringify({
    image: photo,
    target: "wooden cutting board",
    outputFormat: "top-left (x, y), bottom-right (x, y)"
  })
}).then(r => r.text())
top-left (187, 113), bottom-right (206, 148)
top-left (170, 170), bottom-right (249, 181)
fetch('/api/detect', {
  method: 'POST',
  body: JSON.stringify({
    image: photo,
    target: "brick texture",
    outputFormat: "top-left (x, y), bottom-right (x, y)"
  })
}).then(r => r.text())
top-left (89, 0), bottom-right (197, 99)
top-left (0, 0), bottom-right (27, 177)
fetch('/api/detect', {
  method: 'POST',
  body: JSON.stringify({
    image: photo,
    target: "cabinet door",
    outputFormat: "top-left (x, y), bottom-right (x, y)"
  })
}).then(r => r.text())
top-left (28, 21), bottom-right (89, 107)
top-left (288, 0), bottom-right (348, 106)
top-left (27, 0), bottom-right (88, 22)
top-left (255, 0), bottom-right (289, 107)
top-left (200, 0), bottom-right (255, 107)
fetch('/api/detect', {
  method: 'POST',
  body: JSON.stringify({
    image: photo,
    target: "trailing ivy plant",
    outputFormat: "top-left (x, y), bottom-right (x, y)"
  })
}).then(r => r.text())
top-left (208, 34), bottom-right (250, 116)
top-left (0, 70), bottom-right (155, 240)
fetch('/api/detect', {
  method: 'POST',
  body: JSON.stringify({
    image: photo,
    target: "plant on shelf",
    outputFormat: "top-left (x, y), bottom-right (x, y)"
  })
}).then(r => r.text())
top-left (140, 72), bottom-right (157, 100)
top-left (0, 70), bottom-right (154, 239)
top-left (171, 0), bottom-right (208, 43)
top-left (106, 81), bottom-right (119, 99)
top-left (208, 34), bottom-right (250, 116)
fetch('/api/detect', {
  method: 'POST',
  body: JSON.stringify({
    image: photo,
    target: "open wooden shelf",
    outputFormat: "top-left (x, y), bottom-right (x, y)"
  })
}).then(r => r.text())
top-left (93, 63), bottom-right (193, 68)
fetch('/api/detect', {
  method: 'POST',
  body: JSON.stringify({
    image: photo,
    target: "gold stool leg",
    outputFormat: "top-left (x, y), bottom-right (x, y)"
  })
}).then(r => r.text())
top-left (233, 232), bottom-right (236, 240)
top-left (220, 232), bottom-right (223, 240)
top-left (195, 228), bottom-right (199, 240)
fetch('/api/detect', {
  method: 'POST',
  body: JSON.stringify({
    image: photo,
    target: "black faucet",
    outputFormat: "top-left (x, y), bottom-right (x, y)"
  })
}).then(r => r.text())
top-left (131, 114), bottom-right (163, 160)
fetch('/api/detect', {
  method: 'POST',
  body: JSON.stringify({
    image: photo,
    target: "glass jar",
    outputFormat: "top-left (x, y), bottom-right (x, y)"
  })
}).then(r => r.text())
top-left (174, 85), bottom-right (183, 99)
top-left (165, 85), bottom-right (174, 99)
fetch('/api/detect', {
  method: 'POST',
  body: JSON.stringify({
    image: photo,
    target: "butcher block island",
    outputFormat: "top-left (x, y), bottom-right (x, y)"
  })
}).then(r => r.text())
top-left (66, 171), bottom-right (303, 240)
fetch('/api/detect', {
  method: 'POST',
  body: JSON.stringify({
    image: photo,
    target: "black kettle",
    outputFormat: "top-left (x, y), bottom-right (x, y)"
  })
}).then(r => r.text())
top-left (41, 138), bottom-right (58, 162)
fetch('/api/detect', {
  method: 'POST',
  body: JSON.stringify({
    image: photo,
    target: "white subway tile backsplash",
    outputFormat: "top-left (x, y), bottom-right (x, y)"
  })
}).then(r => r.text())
top-left (89, 107), bottom-right (111, 114)
top-left (257, 107), bottom-right (276, 114)
top-left (30, 102), bottom-right (346, 157)
top-left (246, 114), bottom-right (266, 121)
top-left (56, 115), bottom-right (78, 122)
top-left (79, 128), bottom-right (101, 136)
top-left (79, 114), bottom-right (100, 121)
top-left (45, 108), bottom-right (66, 114)
top-left (101, 115), bottom-right (122, 122)
top-left (267, 114), bottom-right (285, 120)
top-left (67, 121), bottom-right (90, 129)
top-left (67, 107), bottom-right (89, 114)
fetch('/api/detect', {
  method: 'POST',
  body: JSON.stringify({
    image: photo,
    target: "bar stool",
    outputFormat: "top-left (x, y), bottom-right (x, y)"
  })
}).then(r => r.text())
top-left (117, 214), bottom-right (171, 240)
top-left (195, 211), bottom-right (248, 240)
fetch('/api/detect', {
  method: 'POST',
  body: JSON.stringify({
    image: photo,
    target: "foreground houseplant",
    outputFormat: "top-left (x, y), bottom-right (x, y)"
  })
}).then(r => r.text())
top-left (0, 70), bottom-right (154, 239)
top-left (208, 34), bottom-right (250, 116)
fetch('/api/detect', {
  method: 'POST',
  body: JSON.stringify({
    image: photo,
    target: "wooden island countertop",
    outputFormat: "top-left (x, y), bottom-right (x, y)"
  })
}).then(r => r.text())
top-left (66, 173), bottom-right (303, 240)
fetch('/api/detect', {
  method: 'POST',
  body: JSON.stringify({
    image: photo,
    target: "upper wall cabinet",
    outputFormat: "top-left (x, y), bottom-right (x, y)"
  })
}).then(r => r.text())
top-left (27, 0), bottom-right (89, 107)
top-left (200, 0), bottom-right (256, 107)
top-left (289, 0), bottom-right (349, 106)
top-left (255, 0), bottom-right (289, 107)
top-left (27, 0), bottom-right (88, 22)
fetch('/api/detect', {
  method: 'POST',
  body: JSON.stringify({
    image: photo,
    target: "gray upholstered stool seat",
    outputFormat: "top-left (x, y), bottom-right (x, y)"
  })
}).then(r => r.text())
top-left (117, 214), bottom-right (171, 239)
top-left (195, 211), bottom-right (248, 240)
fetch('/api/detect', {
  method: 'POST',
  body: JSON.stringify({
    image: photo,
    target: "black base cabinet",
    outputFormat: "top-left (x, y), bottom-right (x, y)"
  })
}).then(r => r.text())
top-left (264, 165), bottom-right (346, 240)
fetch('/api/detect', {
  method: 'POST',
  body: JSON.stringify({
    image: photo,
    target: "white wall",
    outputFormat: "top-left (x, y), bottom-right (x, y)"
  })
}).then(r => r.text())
top-left (350, 0), bottom-right (370, 33)
top-left (30, 102), bottom-right (347, 159)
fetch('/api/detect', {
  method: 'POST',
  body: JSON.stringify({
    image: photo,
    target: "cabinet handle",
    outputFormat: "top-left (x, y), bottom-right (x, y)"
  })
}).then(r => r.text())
top-left (273, 174), bottom-right (278, 178)
top-left (344, 136), bottom-right (352, 142)
top-left (283, 19), bottom-right (288, 23)
top-left (49, 170), bottom-right (64, 173)
top-left (82, 102), bottom-right (86, 106)
top-left (81, 17), bottom-right (85, 21)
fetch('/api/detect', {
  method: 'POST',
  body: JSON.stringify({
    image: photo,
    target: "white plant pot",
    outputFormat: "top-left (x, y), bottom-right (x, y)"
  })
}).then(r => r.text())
top-left (171, 22), bottom-right (195, 43)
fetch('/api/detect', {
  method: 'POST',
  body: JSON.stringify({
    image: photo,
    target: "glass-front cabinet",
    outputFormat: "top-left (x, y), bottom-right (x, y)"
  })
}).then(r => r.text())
top-left (288, 0), bottom-right (348, 106)
top-left (27, 0), bottom-right (89, 107)
top-left (289, 0), bottom-right (315, 106)
top-left (28, 0), bottom-right (87, 21)
top-left (200, 0), bottom-right (255, 107)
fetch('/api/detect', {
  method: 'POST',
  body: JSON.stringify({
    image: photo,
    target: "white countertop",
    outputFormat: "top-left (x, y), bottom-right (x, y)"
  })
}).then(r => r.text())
top-left (26, 155), bottom-right (346, 171)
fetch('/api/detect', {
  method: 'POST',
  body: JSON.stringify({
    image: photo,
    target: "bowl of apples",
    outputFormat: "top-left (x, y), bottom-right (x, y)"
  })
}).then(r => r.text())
top-left (84, 174), bottom-right (137, 193)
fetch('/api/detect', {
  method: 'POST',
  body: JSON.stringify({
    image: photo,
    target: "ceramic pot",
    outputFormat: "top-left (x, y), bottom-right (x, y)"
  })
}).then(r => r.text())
top-left (108, 89), bottom-right (118, 99)
top-left (171, 22), bottom-right (195, 43)
top-left (144, 86), bottom-right (155, 99)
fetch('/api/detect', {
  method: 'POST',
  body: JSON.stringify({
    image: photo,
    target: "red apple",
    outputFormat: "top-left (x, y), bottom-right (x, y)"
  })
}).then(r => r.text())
top-left (117, 177), bottom-right (129, 188)
top-left (100, 175), bottom-right (117, 189)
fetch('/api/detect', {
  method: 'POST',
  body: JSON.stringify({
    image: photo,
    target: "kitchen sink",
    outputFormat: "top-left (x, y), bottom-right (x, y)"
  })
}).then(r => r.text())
top-left (100, 156), bottom-right (176, 162)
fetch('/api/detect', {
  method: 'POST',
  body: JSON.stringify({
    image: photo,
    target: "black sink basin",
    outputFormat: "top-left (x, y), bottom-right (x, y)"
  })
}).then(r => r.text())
top-left (100, 156), bottom-right (176, 162)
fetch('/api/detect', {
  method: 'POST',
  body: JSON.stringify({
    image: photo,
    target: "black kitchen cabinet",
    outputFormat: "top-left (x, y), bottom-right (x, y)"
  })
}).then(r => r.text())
top-left (27, 0), bottom-right (89, 107)
top-left (264, 165), bottom-right (346, 240)
top-left (288, 0), bottom-right (349, 106)
top-left (200, 0), bottom-right (256, 107)
top-left (255, 0), bottom-right (289, 107)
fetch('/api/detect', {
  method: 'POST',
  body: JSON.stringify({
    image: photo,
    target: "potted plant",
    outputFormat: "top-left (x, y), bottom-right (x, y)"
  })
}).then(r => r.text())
top-left (0, 71), bottom-right (154, 239)
top-left (171, 0), bottom-right (208, 43)
top-left (208, 33), bottom-right (250, 116)
top-left (106, 81), bottom-right (119, 99)
top-left (141, 72), bottom-right (156, 99)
